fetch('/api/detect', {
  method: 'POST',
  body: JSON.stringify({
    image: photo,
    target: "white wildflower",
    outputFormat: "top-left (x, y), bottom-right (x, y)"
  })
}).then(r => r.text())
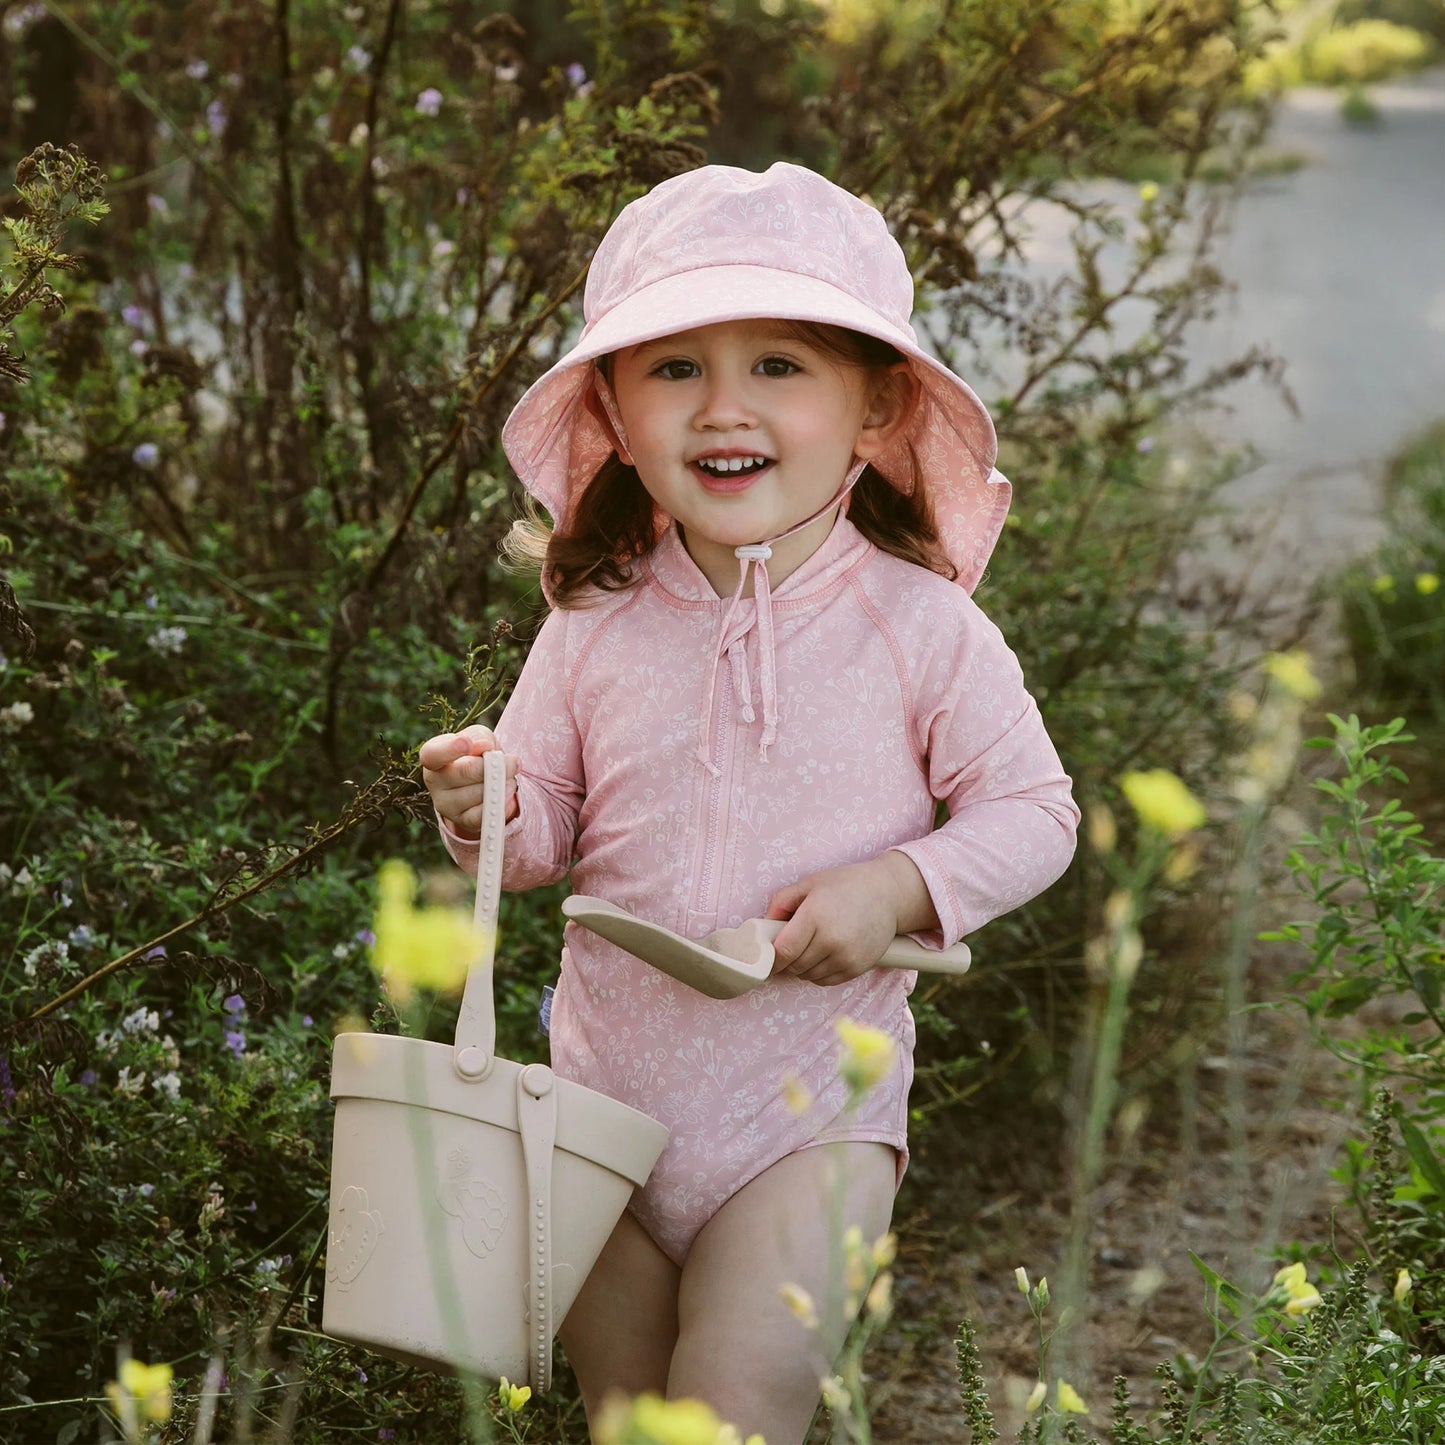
top-left (0, 700), bottom-right (35, 731)
top-left (121, 1006), bottom-right (161, 1037)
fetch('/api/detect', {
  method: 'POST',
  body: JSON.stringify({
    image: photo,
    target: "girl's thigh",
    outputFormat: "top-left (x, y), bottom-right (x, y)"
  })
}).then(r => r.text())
top-left (558, 1207), bottom-right (680, 1421)
top-left (670, 1141), bottom-right (897, 1445)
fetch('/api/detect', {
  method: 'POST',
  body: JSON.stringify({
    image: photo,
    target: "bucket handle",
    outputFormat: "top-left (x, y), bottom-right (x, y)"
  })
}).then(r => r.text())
top-left (453, 748), bottom-right (508, 1080)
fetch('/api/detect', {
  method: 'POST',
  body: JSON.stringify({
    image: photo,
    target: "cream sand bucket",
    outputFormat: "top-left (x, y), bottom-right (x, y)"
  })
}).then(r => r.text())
top-left (322, 750), bottom-right (670, 1390)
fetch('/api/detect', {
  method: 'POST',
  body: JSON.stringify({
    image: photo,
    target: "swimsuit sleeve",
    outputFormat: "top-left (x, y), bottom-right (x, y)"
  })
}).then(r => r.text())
top-left (439, 607), bottom-right (584, 891)
top-left (888, 596), bottom-right (1079, 950)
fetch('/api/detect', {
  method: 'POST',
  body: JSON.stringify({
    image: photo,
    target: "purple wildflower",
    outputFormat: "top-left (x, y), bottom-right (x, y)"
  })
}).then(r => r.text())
top-left (80, 1069), bottom-right (98, 1087)
top-left (355, 928), bottom-right (376, 947)
top-left (132, 442), bottom-right (160, 470)
top-left (186, 59), bottom-right (209, 80)
top-left (122, 304), bottom-right (147, 328)
top-left (0, 1053), bottom-right (15, 1109)
top-left (222, 993), bottom-right (246, 1015)
top-left (138, 1183), bottom-right (155, 1197)
top-left (1137, 436), bottom-right (1155, 455)
top-left (301, 1015), bottom-right (314, 1028)
top-left (206, 99), bottom-right (227, 137)
top-left (565, 62), bottom-right (587, 87)
top-left (68, 924), bottom-right (97, 949)
top-left (143, 945), bottom-right (167, 961)
top-left (224, 1029), bottom-right (246, 1058)
top-left (415, 87), bottom-right (443, 117)
top-left (147, 193), bottom-right (169, 215)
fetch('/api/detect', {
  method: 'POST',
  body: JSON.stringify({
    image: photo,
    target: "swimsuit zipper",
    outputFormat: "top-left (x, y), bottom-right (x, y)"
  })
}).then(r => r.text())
top-left (697, 670), bottom-right (733, 913)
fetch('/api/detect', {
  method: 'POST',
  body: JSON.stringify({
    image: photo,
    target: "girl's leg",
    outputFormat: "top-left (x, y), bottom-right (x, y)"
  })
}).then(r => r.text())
top-left (668, 1142), bottom-right (896, 1445)
top-left (558, 1208), bottom-right (680, 1426)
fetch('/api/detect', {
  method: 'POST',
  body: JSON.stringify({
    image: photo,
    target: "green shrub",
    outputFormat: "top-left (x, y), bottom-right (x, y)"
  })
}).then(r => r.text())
top-left (1262, 715), bottom-right (1445, 1357)
top-left (1338, 423), bottom-right (1445, 722)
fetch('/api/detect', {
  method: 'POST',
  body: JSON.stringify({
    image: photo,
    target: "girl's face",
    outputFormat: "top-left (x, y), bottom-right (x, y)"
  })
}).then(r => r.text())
top-left (609, 320), bottom-right (911, 592)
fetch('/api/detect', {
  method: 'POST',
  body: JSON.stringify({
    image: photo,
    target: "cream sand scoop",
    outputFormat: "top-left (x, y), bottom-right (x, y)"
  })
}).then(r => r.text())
top-left (562, 895), bottom-right (972, 1000)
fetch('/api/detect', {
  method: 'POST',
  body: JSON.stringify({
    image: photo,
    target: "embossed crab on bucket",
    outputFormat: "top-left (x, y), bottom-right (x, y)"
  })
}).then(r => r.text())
top-left (322, 752), bottom-right (669, 1390)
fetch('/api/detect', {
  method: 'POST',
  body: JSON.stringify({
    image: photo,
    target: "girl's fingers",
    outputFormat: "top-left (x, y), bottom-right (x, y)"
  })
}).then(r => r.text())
top-left (419, 725), bottom-right (500, 771)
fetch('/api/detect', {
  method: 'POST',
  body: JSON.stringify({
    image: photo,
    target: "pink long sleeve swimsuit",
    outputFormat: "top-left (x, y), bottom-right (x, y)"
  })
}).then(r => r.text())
top-left (442, 517), bottom-right (1079, 1265)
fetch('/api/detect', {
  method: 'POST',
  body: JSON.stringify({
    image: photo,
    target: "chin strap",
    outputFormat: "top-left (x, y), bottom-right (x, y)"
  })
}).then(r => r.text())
top-left (694, 456), bottom-right (870, 773)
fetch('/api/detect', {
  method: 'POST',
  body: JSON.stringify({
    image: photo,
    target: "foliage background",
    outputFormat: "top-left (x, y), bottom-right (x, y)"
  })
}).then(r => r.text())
top-left (1, 0), bottom-right (1440, 1440)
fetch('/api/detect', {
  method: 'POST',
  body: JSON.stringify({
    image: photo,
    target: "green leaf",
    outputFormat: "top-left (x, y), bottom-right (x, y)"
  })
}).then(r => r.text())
top-left (1399, 1118), bottom-right (1445, 1200)
top-left (1190, 1251), bottom-right (1247, 1318)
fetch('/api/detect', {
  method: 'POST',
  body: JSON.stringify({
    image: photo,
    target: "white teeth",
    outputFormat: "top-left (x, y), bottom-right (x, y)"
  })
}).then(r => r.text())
top-left (698, 455), bottom-right (768, 474)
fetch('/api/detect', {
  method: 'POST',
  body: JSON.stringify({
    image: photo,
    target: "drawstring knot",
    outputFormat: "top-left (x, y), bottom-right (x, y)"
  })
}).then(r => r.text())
top-left (695, 543), bottom-right (782, 772)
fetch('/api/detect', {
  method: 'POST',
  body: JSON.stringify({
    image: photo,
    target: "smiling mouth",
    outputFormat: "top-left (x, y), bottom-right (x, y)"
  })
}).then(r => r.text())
top-left (693, 455), bottom-right (772, 478)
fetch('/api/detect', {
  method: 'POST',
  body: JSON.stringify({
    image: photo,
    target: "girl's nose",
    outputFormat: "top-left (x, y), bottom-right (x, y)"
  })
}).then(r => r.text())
top-left (693, 369), bottom-right (757, 430)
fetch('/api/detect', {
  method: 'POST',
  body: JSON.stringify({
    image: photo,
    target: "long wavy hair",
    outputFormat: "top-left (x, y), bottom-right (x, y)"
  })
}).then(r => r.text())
top-left (502, 323), bottom-right (957, 607)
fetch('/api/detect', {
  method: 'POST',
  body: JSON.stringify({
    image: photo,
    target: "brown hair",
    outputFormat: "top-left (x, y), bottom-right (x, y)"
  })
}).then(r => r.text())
top-left (503, 323), bottom-right (957, 607)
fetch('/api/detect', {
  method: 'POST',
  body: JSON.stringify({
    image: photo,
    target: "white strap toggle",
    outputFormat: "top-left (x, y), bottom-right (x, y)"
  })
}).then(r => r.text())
top-left (734, 543), bottom-right (772, 562)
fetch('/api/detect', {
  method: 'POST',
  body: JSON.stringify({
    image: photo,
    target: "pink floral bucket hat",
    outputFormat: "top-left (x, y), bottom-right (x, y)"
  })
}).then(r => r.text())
top-left (501, 161), bottom-right (1009, 592)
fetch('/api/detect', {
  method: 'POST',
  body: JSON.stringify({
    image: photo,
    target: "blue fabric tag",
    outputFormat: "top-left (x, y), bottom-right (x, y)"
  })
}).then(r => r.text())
top-left (539, 985), bottom-right (554, 1037)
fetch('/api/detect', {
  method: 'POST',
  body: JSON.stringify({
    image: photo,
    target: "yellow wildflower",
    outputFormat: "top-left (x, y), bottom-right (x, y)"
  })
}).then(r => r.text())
top-left (779, 1072), bottom-right (813, 1116)
top-left (1087, 805), bottom-right (1117, 854)
top-left (498, 1376), bottom-right (531, 1412)
top-left (820, 1373), bottom-right (852, 1412)
top-left (1015, 1266), bottom-right (1031, 1295)
top-left (1262, 649), bottom-right (1322, 700)
top-left (1162, 841), bottom-right (1199, 883)
top-left (1394, 1268), bottom-right (1413, 1302)
top-left (1372, 573), bottom-right (1394, 593)
top-left (1139, 181), bottom-right (1160, 201)
top-left (1226, 690), bottom-right (1258, 723)
top-left (1273, 1261), bottom-right (1323, 1315)
top-left (1025, 1380), bottom-right (1047, 1412)
top-left (1114, 929), bottom-right (1143, 983)
top-left (370, 860), bottom-right (487, 1000)
top-left (1057, 1380), bottom-right (1089, 1414)
top-left (871, 1231), bottom-right (897, 1269)
top-left (1119, 769), bottom-right (1206, 838)
top-left (599, 1392), bottom-right (739, 1445)
top-left (1417, 572), bottom-right (1440, 595)
top-left (835, 1017), bottom-right (895, 1093)
top-left (865, 1269), bottom-right (893, 1316)
top-left (106, 1358), bottom-right (173, 1424)
top-left (780, 1282), bottom-right (818, 1329)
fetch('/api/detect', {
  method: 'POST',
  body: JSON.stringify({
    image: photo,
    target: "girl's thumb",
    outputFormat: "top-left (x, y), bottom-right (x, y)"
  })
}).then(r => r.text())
top-left (764, 882), bottom-right (806, 922)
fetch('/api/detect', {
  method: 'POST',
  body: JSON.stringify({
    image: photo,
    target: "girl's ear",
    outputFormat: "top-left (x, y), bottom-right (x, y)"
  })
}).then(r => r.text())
top-left (854, 363), bottom-right (920, 460)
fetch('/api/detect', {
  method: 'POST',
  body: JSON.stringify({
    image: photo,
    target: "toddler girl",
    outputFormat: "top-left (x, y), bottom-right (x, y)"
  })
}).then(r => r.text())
top-left (421, 162), bottom-right (1078, 1443)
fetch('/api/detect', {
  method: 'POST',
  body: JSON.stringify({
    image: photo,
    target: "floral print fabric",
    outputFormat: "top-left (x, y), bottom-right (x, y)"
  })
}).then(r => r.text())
top-left (442, 517), bottom-right (1078, 1263)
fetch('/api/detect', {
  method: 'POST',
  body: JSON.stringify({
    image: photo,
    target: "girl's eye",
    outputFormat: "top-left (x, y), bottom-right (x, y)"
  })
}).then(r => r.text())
top-left (756, 356), bottom-right (799, 378)
top-left (652, 359), bottom-right (699, 381)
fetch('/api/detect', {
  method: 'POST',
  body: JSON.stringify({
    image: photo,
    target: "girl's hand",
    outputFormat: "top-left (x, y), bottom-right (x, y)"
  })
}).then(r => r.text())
top-left (419, 725), bottom-right (519, 840)
top-left (764, 852), bottom-right (937, 987)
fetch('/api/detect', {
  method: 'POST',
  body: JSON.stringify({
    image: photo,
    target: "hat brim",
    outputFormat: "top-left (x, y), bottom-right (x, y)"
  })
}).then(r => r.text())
top-left (502, 262), bottom-right (1010, 593)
